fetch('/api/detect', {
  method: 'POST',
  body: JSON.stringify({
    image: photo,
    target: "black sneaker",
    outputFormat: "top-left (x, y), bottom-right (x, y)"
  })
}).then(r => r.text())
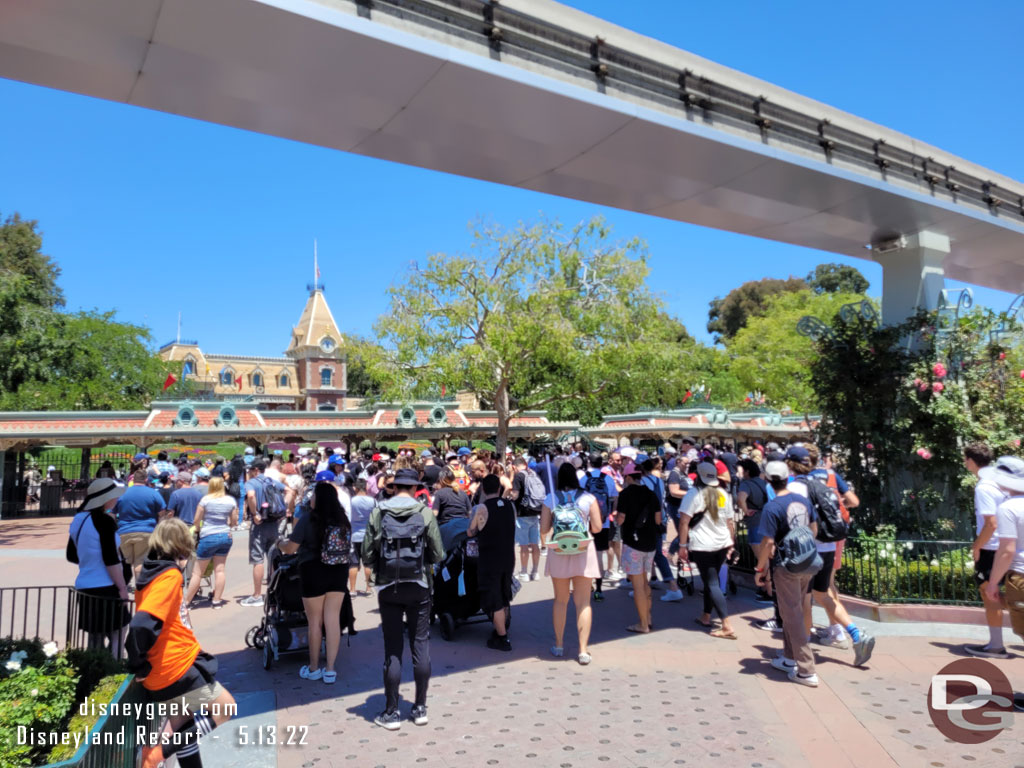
top-left (374, 710), bottom-right (402, 730)
top-left (754, 591), bottom-right (773, 604)
top-left (1013, 692), bottom-right (1024, 713)
top-left (487, 633), bottom-right (512, 652)
top-left (410, 704), bottom-right (428, 726)
top-left (963, 644), bottom-right (1011, 660)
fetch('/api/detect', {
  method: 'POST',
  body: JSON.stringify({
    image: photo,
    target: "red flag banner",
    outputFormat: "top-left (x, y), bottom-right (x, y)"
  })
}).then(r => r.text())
top-left (682, 390), bottom-right (692, 404)
top-left (162, 373), bottom-right (177, 391)
top-left (235, 375), bottom-right (243, 391)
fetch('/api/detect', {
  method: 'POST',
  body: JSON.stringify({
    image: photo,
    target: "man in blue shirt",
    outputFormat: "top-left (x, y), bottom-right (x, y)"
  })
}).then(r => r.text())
top-left (167, 470), bottom-right (207, 526)
top-left (755, 461), bottom-right (819, 687)
top-left (115, 469), bottom-right (167, 584)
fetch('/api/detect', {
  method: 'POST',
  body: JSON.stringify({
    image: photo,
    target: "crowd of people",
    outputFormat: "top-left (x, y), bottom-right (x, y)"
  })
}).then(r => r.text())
top-left (64, 435), bottom-right (1024, 758)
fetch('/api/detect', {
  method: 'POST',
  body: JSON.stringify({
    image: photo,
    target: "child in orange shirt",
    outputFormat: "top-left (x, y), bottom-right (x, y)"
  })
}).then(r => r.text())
top-left (127, 519), bottom-right (235, 768)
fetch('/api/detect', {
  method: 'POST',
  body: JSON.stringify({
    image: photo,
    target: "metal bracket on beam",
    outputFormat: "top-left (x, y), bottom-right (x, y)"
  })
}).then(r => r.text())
top-left (590, 36), bottom-right (608, 81)
top-left (354, 0), bottom-right (371, 18)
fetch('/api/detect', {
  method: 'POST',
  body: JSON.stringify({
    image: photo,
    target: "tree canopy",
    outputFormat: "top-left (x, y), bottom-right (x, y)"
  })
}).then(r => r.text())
top-left (706, 276), bottom-right (806, 343)
top-left (371, 217), bottom-right (691, 452)
top-left (726, 289), bottom-right (870, 412)
top-left (806, 263), bottom-right (870, 295)
top-left (0, 214), bottom-right (170, 410)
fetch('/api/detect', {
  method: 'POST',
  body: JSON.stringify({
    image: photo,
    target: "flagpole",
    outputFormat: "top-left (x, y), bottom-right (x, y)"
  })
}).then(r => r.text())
top-left (314, 238), bottom-right (318, 289)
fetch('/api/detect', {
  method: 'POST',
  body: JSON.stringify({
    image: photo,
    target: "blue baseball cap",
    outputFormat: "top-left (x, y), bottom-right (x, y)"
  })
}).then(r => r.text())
top-left (784, 445), bottom-right (810, 463)
top-left (457, 447), bottom-right (472, 456)
top-left (328, 454), bottom-right (346, 466)
top-left (133, 453), bottom-right (148, 462)
top-left (315, 470), bottom-right (336, 482)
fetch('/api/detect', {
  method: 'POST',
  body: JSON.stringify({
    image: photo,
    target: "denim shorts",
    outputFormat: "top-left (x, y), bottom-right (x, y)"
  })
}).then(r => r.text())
top-left (514, 515), bottom-right (541, 546)
top-left (196, 532), bottom-right (232, 559)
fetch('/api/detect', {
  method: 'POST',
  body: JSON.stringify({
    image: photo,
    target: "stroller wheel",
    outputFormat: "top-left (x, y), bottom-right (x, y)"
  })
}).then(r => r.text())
top-left (245, 626), bottom-right (258, 648)
top-left (439, 613), bottom-right (455, 642)
top-left (262, 640), bottom-right (272, 670)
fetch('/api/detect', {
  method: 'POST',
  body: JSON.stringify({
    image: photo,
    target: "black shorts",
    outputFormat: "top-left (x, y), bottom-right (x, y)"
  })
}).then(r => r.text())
top-left (298, 560), bottom-right (349, 599)
top-left (974, 549), bottom-right (1005, 586)
top-left (349, 542), bottom-right (365, 567)
top-left (592, 527), bottom-right (611, 552)
top-left (478, 568), bottom-right (513, 615)
top-left (808, 551), bottom-right (835, 593)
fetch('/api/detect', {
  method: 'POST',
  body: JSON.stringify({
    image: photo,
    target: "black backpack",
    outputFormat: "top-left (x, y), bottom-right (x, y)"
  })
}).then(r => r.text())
top-left (801, 476), bottom-right (848, 543)
top-left (379, 508), bottom-right (428, 586)
top-left (778, 525), bottom-right (823, 574)
top-left (256, 476), bottom-right (287, 519)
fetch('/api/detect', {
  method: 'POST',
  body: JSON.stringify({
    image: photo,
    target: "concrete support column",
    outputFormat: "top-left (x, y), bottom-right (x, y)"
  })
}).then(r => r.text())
top-left (872, 231), bottom-right (949, 325)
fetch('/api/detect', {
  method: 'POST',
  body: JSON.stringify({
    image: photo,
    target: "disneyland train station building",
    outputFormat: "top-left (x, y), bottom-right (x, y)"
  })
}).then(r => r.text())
top-left (0, 289), bottom-right (813, 515)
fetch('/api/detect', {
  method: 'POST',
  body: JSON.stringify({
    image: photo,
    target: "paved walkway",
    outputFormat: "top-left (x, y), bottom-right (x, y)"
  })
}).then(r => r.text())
top-left (3, 518), bottom-right (1023, 767)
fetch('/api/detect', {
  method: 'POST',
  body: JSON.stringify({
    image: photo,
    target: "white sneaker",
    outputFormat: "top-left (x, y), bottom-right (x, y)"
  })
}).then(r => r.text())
top-left (788, 668), bottom-right (819, 687)
top-left (659, 590), bottom-right (683, 602)
top-left (519, 571), bottom-right (529, 581)
top-left (240, 595), bottom-right (264, 607)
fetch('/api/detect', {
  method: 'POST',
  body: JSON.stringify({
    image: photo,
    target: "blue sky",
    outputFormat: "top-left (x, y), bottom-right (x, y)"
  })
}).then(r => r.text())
top-left (1, 0), bottom-right (1021, 357)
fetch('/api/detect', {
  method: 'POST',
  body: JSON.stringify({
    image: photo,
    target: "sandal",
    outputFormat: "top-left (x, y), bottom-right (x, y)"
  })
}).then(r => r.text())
top-left (694, 618), bottom-right (714, 628)
top-left (322, 670), bottom-right (337, 684)
top-left (710, 629), bottom-right (737, 640)
top-left (550, 646), bottom-right (564, 657)
top-left (577, 652), bottom-right (592, 666)
top-left (626, 624), bottom-right (650, 634)
top-left (211, 600), bottom-right (227, 610)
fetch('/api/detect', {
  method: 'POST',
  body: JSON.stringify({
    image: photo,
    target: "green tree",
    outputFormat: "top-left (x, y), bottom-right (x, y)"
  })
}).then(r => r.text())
top-left (0, 212), bottom-right (63, 309)
top-left (372, 217), bottom-right (690, 452)
top-left (806, 263), bottom-right (870, 295)
top-left (0, 312), bottom-right (170, 411)
top-left (0, 213), bottom-right (170, 411)
top-left (727, 289), bottom-right (869, 412)
top-left (343, 334), bottom-right (382, 400)
top-left (706, 276), bottom-right (806, 343)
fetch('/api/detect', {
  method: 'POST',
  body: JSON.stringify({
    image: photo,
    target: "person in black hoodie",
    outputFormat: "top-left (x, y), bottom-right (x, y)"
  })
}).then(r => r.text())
top-left (127, 518), bottom-right (235, 768)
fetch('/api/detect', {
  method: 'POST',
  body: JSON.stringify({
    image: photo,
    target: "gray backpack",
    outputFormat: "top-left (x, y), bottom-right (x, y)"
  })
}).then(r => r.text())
top-left (778, 525), bottom-right (823, 574)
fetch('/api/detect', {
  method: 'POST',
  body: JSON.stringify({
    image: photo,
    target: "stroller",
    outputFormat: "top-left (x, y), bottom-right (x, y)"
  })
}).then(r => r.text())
top-left (245, 543), bottom-right (357, 669)
top-left (432, 524), bottom-right (511, 641)
top-left (245, 547), bottom-right (309, 669)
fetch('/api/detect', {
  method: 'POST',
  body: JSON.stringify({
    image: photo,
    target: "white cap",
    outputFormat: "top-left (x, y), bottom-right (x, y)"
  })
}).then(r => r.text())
top-left (244, 446), bottom-right (255, 455)
top-left (47, 465), bottom-right (56, 472)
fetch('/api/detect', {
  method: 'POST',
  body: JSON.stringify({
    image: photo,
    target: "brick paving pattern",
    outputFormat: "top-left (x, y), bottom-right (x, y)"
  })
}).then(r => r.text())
top-left (3, 518), bottom-right (1023, 767)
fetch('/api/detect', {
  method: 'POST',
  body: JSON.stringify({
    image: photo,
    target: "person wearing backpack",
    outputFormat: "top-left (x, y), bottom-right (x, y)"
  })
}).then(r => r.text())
top-left (361, 468), bottom-right (444, 730)
top-left (754, 461), bottom-right (821, 687)
top-left (511, 457), bottom-right (545, 581)
top-left (581, 452), bottom-right (618, 600)
top-left (540, 462), bottom-right (603, 665)
top-left (615, 465), bottom-right (661, 633)
top-left (785, 445), bottom-right (875, 668)
top-left (240, 460), bottom-right (290, 608)
top-left (279, 481), bottom-right (353, 685)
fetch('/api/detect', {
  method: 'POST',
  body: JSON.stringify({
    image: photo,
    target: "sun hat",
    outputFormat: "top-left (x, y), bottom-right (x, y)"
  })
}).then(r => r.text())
top-left (696, 462), bottom-right (719, 486)
top-left (764, 461), bottom-right (789, 481)
top-left (392, 468), bottom-right (422, 487)
top-left (81, 478), bottom-right (126, 511)
top-left (990, 456), bottom-right (1024, 493)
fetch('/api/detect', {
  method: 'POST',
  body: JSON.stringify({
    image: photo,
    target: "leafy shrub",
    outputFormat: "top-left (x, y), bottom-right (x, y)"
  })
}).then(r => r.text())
top-left (47, 674), bottom-right (128, 763)
top-left (0, 654), bottom-right (76, 768)
top-left (63, 648), bottom-right (126, 705)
